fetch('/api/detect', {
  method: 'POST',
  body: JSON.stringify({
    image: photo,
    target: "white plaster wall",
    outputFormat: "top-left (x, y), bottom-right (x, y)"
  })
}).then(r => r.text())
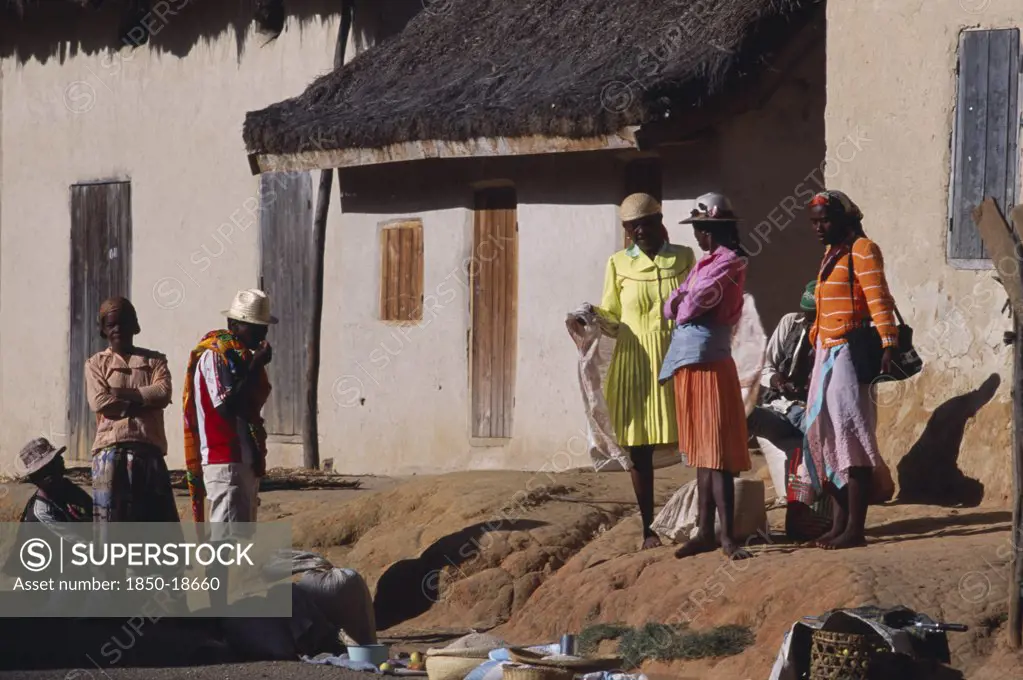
top-left (321, 154), bottom-right (622, 474)
top-left (0, 15), bottom-right (340, 472)
top-left (827, 0), bottom-right (1022, 503)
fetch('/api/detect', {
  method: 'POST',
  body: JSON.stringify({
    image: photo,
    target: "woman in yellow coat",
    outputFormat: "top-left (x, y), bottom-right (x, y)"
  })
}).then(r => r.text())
top-left (590, 193), bottom-right (696, 550)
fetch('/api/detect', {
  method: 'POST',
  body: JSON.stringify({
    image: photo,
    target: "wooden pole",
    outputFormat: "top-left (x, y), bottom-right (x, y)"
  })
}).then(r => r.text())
top-left (304, 1), bottom-right (353, 470)
top-left (1011, 311), bottom-right (1023, 648)
top-left (975, 200), bottom-right (1023, 648)
top-left (1010, 205), bottom-right (1023, 648)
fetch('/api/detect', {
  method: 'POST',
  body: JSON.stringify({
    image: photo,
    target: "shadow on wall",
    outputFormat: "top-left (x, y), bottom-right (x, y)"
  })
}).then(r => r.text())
top-left (895, 373), bottom-right (1001, 508)
top-left (373, 519), bottom-right (548, 631)
top-left (1, 0), bottom-right (341, 64)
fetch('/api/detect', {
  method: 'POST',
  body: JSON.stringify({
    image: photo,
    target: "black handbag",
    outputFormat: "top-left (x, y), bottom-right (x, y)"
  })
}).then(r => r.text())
top-left (843, 247), bottom-right (923, 385)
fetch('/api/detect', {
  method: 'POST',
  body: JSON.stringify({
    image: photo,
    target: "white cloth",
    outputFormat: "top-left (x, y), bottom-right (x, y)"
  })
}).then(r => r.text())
top-left (759, 312), bottom-right (810, 416)
top-left (731, 293), bottom-right (767, 417)
top-left (650, 478), bottom-right (768, 543)
top-left (204, 461), bottom-right (259, 540)
top-left (568, 292), bottom-right (766, 473)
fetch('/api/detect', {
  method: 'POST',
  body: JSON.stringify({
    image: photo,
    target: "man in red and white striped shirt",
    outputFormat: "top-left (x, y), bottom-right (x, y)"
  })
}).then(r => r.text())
top-left (188, 290), bottom-right (276, 534)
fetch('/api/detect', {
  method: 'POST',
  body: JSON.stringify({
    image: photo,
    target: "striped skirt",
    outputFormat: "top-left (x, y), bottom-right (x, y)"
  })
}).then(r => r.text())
top-left (605, 328), bottom-right (678, 447)
top-left (673, 358), bottom-right (751, 473)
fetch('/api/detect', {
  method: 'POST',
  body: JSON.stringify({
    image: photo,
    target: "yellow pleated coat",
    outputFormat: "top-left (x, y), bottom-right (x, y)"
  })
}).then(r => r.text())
top-left (597, 243), bottom-right (696, 447)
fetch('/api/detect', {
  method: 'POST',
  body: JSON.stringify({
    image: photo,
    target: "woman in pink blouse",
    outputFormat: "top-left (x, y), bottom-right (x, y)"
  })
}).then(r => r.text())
top-left (659, 193), bottom-right (752, 560)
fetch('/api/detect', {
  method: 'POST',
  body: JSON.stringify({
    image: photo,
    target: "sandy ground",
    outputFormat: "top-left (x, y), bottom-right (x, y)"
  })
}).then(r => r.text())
top-left (2, 461), bottom-right (1022, 678)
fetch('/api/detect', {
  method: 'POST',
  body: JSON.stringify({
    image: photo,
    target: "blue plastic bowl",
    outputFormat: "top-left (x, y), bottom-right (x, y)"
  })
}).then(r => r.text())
top-left (348, 644), bottom-right (390, 667)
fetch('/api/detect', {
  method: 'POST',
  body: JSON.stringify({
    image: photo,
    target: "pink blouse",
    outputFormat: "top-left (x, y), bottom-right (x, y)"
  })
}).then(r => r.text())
top-left (663, 245), bottom-right (746, 326)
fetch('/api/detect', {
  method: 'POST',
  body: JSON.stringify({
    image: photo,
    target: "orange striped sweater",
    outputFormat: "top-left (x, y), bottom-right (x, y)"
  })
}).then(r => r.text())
top-left (810, 237), bottom-right (898, 349)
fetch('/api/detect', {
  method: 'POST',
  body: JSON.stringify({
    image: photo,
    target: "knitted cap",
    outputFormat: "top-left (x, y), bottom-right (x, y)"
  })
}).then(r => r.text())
top-left (800, 280), bottom-right (817, 312)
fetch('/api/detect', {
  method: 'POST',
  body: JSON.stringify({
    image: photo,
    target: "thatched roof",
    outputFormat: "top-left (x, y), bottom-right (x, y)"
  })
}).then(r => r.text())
top-left (243, 0), bottom-right (821, 159)
top-left (5, 0), bottom-right (286, 35)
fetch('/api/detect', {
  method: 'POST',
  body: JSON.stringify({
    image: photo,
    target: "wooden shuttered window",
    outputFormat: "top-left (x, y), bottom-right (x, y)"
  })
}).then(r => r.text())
top-left (949, 28), bottom-right (1021, 267)
top-left (258, 171), bottom-right (314, 436)
top-left (380, 220), bottom-right (424, 322)
top-left (68, 181), bottom-right (132, 460)
top-left (622, 157), bottom-right (662, 249)
top-left (470, 187), bottom-right (519, 440)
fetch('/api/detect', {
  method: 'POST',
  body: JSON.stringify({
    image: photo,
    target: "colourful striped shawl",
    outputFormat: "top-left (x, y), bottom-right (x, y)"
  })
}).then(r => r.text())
top-left (182, 329), bottom-right (270, 523)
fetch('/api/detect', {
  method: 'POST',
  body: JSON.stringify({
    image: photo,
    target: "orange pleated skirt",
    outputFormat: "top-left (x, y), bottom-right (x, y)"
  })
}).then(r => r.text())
top-left (673, 358), bottom-right (752, 473)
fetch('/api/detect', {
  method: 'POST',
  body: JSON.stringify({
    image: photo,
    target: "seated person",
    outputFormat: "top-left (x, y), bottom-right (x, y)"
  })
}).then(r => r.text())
top-left (747, 282), bottom-right (816, 505)
top-left (3, 438), bottom-right (94, 615)
top-left (14, 438), bottom-right (92, 538)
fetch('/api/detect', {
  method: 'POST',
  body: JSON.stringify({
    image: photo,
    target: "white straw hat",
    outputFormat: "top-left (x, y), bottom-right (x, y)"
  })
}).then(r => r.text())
top-left (680, 192), bottom-right (741, 223)
top-left (619, 192), bottom-right (662, 223)
top-left (222, 289), bottom-right (278, 325)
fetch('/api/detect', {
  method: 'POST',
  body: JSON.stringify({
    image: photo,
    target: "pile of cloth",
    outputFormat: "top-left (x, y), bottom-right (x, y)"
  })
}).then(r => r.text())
top-left (567, 292), bottom-right (766, 473)
top-left (421, 633), bottom-right (649, 680)
top-left (221, 550), bottom-right (377, 661)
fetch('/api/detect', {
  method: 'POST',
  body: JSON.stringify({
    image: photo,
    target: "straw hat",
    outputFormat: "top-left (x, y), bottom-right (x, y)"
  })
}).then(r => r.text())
top-left (508, 648), bottom-right (622, 672)
top-left (425, 654), bottom-right (488, 680)
top-left (502, 664), bottom-right (575, 680)
top-left (680, 192), bottom-right (740, 224)
top-left (619, 192), bottom-right (662, 223)
top-left (222, 288), bottom-right (278, 325)
top-left (17, 438), bottom-right (65, 479)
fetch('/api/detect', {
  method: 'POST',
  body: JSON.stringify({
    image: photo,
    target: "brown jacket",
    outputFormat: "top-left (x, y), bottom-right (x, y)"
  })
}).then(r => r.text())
top-left (85, 347), bottom-right (172, 454)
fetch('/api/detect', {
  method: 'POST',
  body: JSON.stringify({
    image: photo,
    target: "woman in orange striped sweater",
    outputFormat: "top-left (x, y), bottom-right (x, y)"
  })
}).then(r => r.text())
top-left (797, 190), bottom-right (895, 550)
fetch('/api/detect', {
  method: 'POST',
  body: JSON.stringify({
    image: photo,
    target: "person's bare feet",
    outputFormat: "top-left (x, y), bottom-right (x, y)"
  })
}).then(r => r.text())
top-left (809, 527), bottom-right (843, 548)
top-left (818, 531), bottom-right (866, 550)
top-left (641, 534), bottom-right (663, 551)
top-left (674, 533), bottom-right (716, 559)
top-left (721, 538), bottom-right (753, 560)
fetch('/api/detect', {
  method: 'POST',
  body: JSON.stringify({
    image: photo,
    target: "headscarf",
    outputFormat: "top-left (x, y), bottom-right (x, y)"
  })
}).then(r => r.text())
top-left (809, 190), bottom-right (865, 234)
top-left (97, 297), bottom-right (141, 336)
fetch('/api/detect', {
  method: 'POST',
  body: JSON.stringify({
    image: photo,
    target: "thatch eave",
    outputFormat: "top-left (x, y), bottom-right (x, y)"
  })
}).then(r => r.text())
top-left (247, 129), bottom-right (641, 175)
top-left (243, 0), bottom-right (824, 168)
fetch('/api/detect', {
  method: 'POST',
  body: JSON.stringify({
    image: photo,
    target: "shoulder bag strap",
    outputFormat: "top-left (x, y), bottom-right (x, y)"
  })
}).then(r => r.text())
top-left (848, 238), bottom-right (906, 328)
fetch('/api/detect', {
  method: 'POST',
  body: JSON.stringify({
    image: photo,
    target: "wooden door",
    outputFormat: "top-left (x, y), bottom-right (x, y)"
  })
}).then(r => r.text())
top-left (258, 171), bottom-right (314, 436)
top-left (68, 181), bottom-right (132, 461)
top-left (470, 187), bottom-right (518, 439)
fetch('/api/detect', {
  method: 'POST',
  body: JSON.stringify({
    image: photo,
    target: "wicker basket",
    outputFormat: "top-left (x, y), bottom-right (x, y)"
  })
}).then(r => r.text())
top-left (809, 629), bottom-right (893, 680)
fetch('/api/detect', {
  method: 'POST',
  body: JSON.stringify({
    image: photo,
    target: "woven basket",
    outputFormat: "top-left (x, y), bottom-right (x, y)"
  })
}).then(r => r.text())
top-left (809, 629), bottom-right (893, 680)
top-left (502, 664), bottom-right (575, 680)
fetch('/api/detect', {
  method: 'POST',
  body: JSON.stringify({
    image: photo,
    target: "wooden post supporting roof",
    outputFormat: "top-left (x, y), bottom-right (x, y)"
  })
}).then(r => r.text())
top-left (304, 1), bottom-right (354, 470)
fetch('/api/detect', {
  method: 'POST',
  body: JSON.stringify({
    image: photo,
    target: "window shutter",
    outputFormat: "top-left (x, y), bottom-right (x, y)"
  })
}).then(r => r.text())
top-left (949, 28), bottom-right (1021, 267)
top-left (379, 220), bottom-right (424, 322)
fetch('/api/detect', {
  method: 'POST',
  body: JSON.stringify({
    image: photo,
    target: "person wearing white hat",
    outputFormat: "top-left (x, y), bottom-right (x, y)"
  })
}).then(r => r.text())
top-left (182, 289), bottom-right (276, 543)
top-left (660, 192), bottom-right (753, 561)
top-left (580, 193), bottom-right (696, 551)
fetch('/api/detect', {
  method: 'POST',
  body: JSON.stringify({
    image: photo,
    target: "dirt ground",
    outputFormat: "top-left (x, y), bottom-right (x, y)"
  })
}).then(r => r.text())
top-left (3, 461), bottom-right (1023, 678)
